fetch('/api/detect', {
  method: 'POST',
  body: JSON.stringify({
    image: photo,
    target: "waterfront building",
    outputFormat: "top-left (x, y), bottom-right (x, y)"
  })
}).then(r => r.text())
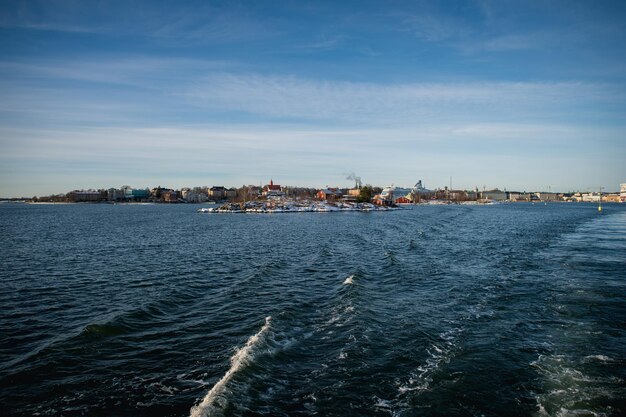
top-left (162, 190), bottom-right (178, 203)
top-left (604, 194), bottom-right (621, 203)
top-left (621, 183), bottom-right (626, 202)
top-left (569, 192), bottom-right (584, 202)
top-left (448, 190), bottom-right (470, 201)
top-left (263, 180), bottom-right (285, 197)
top-left (130, 189), bottom-right (150, 200)
top-left (535, 192), bottom-right (559, 202)
top-left (316, 188), bottom-right (343, 201)
top-left (111, 186), bottom-right (150, 201)
top-left (480, 189), bottom-right (507, 201)
top-left (582, 192), bottom-right (601, 202)
top-left (68, 190), bottom-right (103, 202)
top-left (209, 186), bottom-right (227, 200)
top-left (395, 196), bottom-right (412, 204)
top-left (507, 191), bottom-right (526, 202)
top-left (107, 188), bottom-right (125, 201)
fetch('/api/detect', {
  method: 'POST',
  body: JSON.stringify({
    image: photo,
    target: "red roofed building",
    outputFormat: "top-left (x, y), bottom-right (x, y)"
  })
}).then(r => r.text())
top-left (263, 179), bottom-right (285, 197)
top-left (316, 188), bottom-right (343, 201)
top-left (395, 196), bottom-right (412, 204)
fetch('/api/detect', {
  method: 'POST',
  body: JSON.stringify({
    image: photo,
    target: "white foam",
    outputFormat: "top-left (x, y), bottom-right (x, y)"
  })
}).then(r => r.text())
top-left (584, 355), bottom-right (611, 362)
top-left (531, 354), bottom-right (618, 417)
top-left (189, 316), bottom-right (271, 417)
top-left (373, 397), bottom-right (393, 409)
top-left (343, 275), bottom-right (355, 285)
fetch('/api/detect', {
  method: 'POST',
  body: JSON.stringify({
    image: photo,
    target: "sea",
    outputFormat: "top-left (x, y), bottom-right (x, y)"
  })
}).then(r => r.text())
top-left (0, 202), bottom-right (624, 417)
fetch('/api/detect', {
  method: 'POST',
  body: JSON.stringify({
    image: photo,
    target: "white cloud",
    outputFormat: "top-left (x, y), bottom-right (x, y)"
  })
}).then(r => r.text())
top-left (0, 1), bottom-right (276, 45)
top-left (182, 74), bottom-right (621, 124)
top-left (3, 55), bottom-right (623, 127)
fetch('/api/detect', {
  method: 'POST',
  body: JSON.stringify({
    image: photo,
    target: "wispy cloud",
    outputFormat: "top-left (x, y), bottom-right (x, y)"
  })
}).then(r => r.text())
top-left (391, 1), bottom-right (618, 56)
top-left (3, 58), bottom-right (624, 129)
top-left (460, 33), bottom-right (546, 53)
top-left (289, 35), bottom-right (345, 52)
top-left (0, 0), bottom-right (276, 45)
top-left (182, 74), bottom-right (623, 125)
top-left (0, 57), bottom-right (234, 87)
top-left (399, 13), bottom-right (473, 42)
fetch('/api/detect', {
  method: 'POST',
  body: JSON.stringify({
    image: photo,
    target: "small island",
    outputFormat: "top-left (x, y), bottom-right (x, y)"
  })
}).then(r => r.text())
top-left (198, 200), bottom-right (394, 214)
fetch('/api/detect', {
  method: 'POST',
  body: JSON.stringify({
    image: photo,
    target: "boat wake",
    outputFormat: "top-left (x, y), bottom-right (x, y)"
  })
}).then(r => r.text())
top-left (189, 316), bottom-right (272, 417)
top-left (397, 327), bottom-right (463, 395)
top-left (531, 354), bottom-right (623, 417)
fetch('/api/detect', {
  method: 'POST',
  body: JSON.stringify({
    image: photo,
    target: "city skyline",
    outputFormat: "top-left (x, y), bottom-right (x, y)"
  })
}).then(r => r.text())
top-left (1, 0), bottom-right (625, 198)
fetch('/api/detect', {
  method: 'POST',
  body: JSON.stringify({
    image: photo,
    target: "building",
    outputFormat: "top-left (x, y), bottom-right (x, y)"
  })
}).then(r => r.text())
top-left (181, 190), bottom-right (208, 203)
top-left (209, 186), bottom-right (227, 200)
top-left (448, 190), bottom-right (469, 201)
top-left (621, 183), bottom-right (626, 202)
top-left (395, 196), bottom-right (412, 204)
top-left (535, 192), bottom-right (559, 202)
top-left (568, 192), bottom-right (584, 202)
top-left (372, 195), bottom-right (393, 206)
top-left (346, 188), bottom-right (361, 197)
top-left (342, 188), bottom-right (360, 202)
top-left (263, 180), bottom-right (285, 197)
top-left (604, 194), bottom-right (621, 203)
top-left (316, 188), bottom-right (343, 201)
top-left (68, 190), bottom-right (103, 202)
top-left (582, 192), bottom-right (601, 202)
top-left (107, 188), bottom-right (125, 201)
top-left (507, 192), bottom-right (527, 202)
top-left (480, 189), bottom-right (507, 201)
top-left (162, 190), bottom-right (179, 203)
top-left (109, 186), bottom-right (149, 201)
top-left (130, 188), bottom-right (150, 200)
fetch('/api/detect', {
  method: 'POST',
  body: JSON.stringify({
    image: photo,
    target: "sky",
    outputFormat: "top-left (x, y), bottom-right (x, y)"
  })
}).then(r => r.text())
top-left (0, 0), bottom-right (625, 197)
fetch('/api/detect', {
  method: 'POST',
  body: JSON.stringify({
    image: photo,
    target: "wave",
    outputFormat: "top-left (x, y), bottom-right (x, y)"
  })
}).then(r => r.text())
top-left (397, 327), bottom-right (463, 395)
top-left (583, 355), bottom-right (612, 363)
top-left (343, 275), bottom-right (355, 285)
top-left (531, 354), bottom-right (622, 417)
top-left (189, 316), bottom-right (272, 417)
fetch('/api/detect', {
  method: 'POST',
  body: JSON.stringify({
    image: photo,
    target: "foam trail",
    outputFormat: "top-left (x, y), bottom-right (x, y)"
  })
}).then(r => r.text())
top-left (189, 316), bottom-right (271, 417)
top-left (343, 275), bottom-right (355, 285)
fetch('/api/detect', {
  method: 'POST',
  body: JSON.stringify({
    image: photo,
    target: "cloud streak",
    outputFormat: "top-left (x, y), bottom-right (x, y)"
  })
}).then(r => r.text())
top-left (183, 74), bottom-right (624, 124)
top-left (3, 56), bottom-right (624, 130)
top-left (0, 0), bottom-right (277, 45)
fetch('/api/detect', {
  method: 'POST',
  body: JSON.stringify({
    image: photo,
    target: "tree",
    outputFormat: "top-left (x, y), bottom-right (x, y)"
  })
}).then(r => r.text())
top-left (357, 185), bottom-right (373, 203)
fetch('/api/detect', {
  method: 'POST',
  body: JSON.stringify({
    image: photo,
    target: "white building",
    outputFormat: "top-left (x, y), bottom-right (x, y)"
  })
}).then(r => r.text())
top-left (535, 192), bottom-right (559, 202)
top-left (621, 183), bottom-right (626, 202)
top-left (582, 192), bottom-right (601, 202)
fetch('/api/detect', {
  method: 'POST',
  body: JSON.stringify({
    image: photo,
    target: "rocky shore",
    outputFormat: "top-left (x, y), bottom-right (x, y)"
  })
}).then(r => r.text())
top-left (197, 200), bottom-right (395, 213)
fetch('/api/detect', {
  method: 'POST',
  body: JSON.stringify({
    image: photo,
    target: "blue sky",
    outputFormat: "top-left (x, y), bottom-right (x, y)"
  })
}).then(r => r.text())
top-left (1, 0), bottom-right (625, 197)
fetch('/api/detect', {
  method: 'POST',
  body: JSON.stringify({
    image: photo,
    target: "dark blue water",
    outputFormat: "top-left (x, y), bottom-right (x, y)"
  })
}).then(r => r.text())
top-left (0, 203), bottom-right (624, 417)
